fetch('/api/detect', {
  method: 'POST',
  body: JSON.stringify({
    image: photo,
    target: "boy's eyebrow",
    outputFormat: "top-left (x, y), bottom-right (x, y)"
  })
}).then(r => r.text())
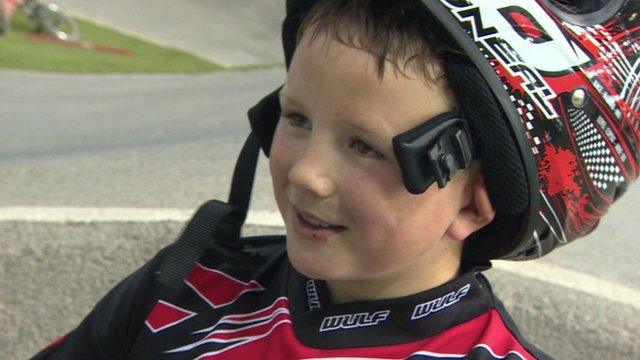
top-left (345, 119), bottom-right (379, 137)
top-left (279, 91), bottom-right (305, 108)
top-left (279, 89), bottom-right (386, 139)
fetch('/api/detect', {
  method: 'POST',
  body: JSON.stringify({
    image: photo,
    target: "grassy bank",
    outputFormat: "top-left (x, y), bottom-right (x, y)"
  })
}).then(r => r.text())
top-left (0, 11), bottom-right (222, 73)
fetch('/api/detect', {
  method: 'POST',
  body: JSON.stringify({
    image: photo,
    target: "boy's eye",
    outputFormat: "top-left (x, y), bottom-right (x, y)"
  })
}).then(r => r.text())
top-left (349, 138), bottom-right (385, 160)
top-left (283, 113), bottom-right (311, 130)
top-left (281, 112), bottom-right (384, 160)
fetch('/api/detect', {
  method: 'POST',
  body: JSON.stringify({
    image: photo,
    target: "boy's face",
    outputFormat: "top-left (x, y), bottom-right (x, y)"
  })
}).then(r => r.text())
top-left (270, 33), bottom-right (476, 300)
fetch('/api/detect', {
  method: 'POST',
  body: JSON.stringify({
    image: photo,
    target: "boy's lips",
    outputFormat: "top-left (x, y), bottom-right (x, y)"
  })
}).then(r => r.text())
top-left (292, 207), bottom-right (347, 241)
top-left (296, 207), bottom-right (343, 227)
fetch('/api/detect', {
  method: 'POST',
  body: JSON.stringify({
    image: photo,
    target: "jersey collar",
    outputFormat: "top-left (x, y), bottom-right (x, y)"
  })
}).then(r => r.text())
top-left (287, 261), bottom-right (493, 348)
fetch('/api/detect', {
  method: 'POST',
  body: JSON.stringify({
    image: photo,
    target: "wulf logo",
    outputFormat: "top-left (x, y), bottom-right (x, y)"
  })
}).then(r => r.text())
top-left (411, 284), bottom-right (470, 320)
top-left (319, 310), bottom-right (390, 332)
top-left (306, 279), bottom-right (321, 311)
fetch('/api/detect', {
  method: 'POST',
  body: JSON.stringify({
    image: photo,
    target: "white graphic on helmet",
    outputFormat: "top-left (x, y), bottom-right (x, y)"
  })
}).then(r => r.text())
top-left (565, 21), bottom-right (640, 117)
top-left (571, 108), bottom-right (625, 190)
top-left (440, 0), bottom-right (592, 120)
top-left (443, 0), bottom-right (591, 72)
top-left (476, 1), bottom-right (591, 72)
top-left (539, 192), bottom-right (568, 245)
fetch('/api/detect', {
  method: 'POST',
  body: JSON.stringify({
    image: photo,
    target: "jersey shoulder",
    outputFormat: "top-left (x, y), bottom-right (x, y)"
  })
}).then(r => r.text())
top-left (464, 273), bottom-right (554, 360)
top-left (31, 234), bottom-right (288, 359)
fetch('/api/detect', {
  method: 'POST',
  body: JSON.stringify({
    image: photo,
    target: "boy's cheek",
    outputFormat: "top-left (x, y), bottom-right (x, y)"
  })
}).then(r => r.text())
top-left (269, 129), bottom-right (291, 179)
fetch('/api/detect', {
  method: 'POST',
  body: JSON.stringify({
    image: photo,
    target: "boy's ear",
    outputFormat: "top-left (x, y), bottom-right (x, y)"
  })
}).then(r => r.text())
top-left (446, 171), bottom-right (495, 242)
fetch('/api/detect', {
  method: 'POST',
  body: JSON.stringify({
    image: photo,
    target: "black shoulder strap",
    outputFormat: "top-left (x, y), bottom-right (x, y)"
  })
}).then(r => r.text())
top-left (227, 133), bottom-right (261, 226)
top-left (156, 133), bottom-right (261, 289)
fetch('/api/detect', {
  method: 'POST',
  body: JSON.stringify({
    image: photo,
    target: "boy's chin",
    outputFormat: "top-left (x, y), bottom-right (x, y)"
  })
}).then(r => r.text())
top-left (285, 233), bottom-right (371, 282)
top-left (288, 251), bottom-right (331, 280)
top-left (286, 243), bottom-right (345, 281)
top-left (288, 252), bottom-right (370, 284)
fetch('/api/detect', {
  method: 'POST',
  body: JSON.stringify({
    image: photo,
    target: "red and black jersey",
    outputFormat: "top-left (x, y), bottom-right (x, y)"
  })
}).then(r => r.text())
top-left (32, 236), bottom-right (552, 359)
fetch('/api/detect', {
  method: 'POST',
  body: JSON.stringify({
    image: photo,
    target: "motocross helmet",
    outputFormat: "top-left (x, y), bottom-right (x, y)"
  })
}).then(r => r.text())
top-left (247, 0), bottom-right (640, 261)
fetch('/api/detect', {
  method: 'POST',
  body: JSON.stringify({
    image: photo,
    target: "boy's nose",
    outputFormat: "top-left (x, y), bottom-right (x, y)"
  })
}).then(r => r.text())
top-left (287, 147), bottom-right (336, 199)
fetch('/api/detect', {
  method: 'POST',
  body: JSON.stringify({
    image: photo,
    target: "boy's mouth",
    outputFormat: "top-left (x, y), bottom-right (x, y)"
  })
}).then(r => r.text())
top-left (292, 207), bottom-right (347, 240)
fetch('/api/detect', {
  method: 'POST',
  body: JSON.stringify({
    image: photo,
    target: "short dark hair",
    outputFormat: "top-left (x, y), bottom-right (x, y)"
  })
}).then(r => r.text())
top-left (296, 0), bottom-right (459, 83)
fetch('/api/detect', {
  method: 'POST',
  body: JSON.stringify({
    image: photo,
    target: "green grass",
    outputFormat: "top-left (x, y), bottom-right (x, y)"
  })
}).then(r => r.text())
top-left (0, 11), bottom-right (223, 73)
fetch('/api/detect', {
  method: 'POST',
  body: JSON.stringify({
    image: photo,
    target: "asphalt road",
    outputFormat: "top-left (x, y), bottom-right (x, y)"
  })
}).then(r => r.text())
top-left (1, 69), bottom-right (639, 359)
top-left (0, 68), bottom-right (285, 211)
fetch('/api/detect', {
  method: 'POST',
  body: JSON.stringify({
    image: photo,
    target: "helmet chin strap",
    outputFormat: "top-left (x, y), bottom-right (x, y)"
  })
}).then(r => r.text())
top-left (393, 112), bottom-right (478, 194)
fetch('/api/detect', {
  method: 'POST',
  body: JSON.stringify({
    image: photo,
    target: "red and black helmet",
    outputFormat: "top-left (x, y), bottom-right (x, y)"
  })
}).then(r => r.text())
top-left (248, 0), bottom-right (640, 261)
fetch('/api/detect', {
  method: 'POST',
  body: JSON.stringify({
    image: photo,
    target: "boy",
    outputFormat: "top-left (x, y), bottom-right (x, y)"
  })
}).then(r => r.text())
top-left (33, 0), bottom-right (639, 359)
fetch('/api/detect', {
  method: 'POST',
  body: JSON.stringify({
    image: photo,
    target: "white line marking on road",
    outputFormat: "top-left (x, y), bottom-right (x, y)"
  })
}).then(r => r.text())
top-left (2, 206), bottom-right (638, 309)
top-left (492, 260), bottom-right (640, 310)
top-left (0, 206), bottom-right (284, 227)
